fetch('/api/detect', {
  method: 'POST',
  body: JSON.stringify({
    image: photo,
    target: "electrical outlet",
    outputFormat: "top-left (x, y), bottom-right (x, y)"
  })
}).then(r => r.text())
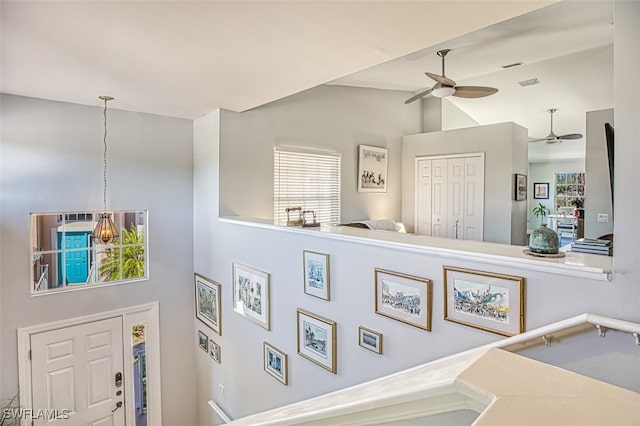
top-left (219, 384), bottom-right (224, 395)
top-left (597, 213), bottom-right (609, 223)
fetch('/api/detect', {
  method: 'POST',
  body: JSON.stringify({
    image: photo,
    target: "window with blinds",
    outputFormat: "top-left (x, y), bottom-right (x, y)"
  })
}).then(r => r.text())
top-left (274, 147), bottom-right (341, 226)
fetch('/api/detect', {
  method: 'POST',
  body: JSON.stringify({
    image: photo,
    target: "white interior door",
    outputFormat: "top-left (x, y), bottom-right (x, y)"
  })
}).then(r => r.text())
top-left (30, 317), bottom-right (125, 426)
top-left (463, 155), bottom-right (484, 241)
top-left (415, 153), bottom-right (484, 240)
top-left (431, 159), bottom-right (448, 237)
top-left (447, 158), bottom-right (465, 239)
top-left (416, 159), bottom-right (433, 235)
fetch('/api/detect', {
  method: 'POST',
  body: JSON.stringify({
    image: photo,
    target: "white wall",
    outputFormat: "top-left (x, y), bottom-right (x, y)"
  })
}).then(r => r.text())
top-left (401, 122), bottom-right (528, 244)
top-left (193, 3), bottom-right (640, 424)
top-left (0, 95), bottom-right (197, 426)
top-left (218, 84), bottom-right (422, 223)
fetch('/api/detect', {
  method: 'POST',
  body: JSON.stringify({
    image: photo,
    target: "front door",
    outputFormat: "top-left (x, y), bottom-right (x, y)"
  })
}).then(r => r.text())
top-left (57, 231), bottom-right (91, 284)
top-left (30, 317), bottom-right (125, 425)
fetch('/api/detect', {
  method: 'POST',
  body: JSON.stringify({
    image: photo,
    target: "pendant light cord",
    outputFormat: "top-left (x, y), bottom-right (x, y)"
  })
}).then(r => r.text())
top-left (103, 98), bottom-right (108, 212)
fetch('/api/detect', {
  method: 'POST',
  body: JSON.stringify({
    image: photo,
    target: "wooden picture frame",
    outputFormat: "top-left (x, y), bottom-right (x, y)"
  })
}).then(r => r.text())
top-left (297, 309), bottom-right (337, 373)
top-left (198, 330), bottom-right (208, 353)
top-left (357, 145), bottom-right (388, 193)
top-left (264, 342), bottom-right (288, 385)
top-left (303, 250), bottom-right (330, 301)
top-left (209, 339), bottom-right (221, 363)
top-left (374, 268), bottom-right (432, 331)
top-left (443, 265), bottom-right (525, 336)
top-left (232, 263), bottom-right (270, 330)
top-left (533, 182), bottom-right (549, 199)
top-left (514, 173), bottom-right (527, 201)
top-left (358, 326), bottom-right (382, 354)
top-left (194, 273), bottom-right (221, 335)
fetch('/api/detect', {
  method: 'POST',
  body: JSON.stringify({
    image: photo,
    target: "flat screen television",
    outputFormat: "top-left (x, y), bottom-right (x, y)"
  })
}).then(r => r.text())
top-left (604, 122), bottom-right (614, 209)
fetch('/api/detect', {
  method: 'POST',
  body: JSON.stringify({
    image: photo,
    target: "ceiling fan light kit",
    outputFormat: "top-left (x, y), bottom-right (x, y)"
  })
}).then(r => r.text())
top-left (405, 49), bottom-right (499, 104)
top-left (431, 84), bottom-right (456, 98)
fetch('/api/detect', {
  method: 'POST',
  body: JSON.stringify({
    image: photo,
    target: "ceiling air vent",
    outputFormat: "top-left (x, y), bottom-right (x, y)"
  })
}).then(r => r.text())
top-left (518, 78), bottom-right (540, 87)
top-left (501, 62), bottom-right (524, 69)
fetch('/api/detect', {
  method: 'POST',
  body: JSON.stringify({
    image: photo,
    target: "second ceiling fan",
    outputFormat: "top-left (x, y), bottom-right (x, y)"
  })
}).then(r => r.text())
top-left (404, 49), bottom-right (498, 104)
top-left (529, 108), bottom-right (583, 143)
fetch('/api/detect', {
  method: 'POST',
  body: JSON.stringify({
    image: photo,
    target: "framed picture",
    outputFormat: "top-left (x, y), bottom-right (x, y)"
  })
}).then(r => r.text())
top-left (297, 309), bottom-right (337, 374)
top-left (514, 173), bottom-right (527, 201)
top-left (209, 339), bottom-right (221, 363)
top-left (358, 145), bottom-right (388, 193)
top-left (303, 250), bottom-right (330, 301)
top-left (263, 342), bottom-right (288, 385)
top-left (443, 266), bottom-right (525, 336)
top-left (194, 273), bottom-right (221, 335)
top-left (232, 263), bottom-right (270, 330)
top-left (533, 182), bottom-right (549, 199)
top-left (374, 268), bottom-right (432, 331)
top-left (198, 330), bottom-right (208, 353)
top-left (358, 326), bottom-right (382, 354)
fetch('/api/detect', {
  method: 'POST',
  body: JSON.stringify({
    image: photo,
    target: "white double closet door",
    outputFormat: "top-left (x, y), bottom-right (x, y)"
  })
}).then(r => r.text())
top-left (416, 153), bottom-right (484, 240)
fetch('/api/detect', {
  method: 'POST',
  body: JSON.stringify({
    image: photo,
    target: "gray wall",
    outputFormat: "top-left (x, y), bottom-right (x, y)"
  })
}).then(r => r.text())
top-left (0, 95), bottom-right (197, 426)
top-left (401, 122), bottom-right (528, 244)
top-left (193, 3), bottom-right (640, 424)
top-left (585, 108), bottom-right (614, 239)
top-left (219, 84), bottom-right (422, 223)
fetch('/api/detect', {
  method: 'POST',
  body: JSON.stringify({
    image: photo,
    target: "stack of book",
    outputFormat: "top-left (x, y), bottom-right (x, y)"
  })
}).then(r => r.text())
top-left (571, 238), bottom-right (612, 255)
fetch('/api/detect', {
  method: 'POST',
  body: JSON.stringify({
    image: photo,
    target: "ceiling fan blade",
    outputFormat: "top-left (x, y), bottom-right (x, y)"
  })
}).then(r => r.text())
top-left (425, 72), bottom-right (456, 87)
top-left (558, 133), bottom-right (583, 140)
top-left (404, 88), bottom-right (433, 104)
top-left (452, 86), bottom-right (498, 98)
top-left (528, 137), bottom-right (550, 143)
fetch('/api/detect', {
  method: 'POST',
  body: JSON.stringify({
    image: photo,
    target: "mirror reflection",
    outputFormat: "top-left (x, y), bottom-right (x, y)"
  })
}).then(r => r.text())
top-left (218, 1), bottom-right (614, 254)
top-left (30, 210), bottom-right (148, 294)
top-left (328, 0), bottom-right (614, 247)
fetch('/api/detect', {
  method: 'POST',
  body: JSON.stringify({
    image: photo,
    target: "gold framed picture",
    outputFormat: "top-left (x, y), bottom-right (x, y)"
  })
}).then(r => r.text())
top-left (443, 266), bottom-right (525, 336)
top-left (264, 342), bottom-right (288, 385)
top-left (297, 309), bottom-right (337, 374)
top-left (374, 268), bottom-right (432, 331)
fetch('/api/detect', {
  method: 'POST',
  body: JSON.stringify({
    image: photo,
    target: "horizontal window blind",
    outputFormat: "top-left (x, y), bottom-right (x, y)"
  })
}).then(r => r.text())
top-left (274, 147), bottom-right (341, 226)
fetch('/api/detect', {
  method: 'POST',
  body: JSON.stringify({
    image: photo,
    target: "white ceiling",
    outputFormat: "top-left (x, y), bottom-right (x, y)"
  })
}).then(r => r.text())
top-left (2, 0), bottom-right (612, 163)
top-left (329, 1), bottom-right (614, 162)
top-left (1, 1), bottom-right (553, 119)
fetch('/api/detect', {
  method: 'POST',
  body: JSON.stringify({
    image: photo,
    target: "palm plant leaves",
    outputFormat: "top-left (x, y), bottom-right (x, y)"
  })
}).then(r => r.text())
top-left (98, 224), bottom-right (145, 281)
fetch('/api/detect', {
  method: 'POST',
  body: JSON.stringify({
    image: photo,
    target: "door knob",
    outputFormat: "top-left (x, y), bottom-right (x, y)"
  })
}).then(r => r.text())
top-left (112, 401), bottom-right (123, 412)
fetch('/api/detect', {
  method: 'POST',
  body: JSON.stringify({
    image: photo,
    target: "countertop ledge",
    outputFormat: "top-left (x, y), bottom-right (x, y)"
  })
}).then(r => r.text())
top-left (219, 217), bottom-right (612, 282)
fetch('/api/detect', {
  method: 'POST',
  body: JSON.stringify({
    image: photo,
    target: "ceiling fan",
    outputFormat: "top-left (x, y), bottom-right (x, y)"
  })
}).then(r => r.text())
top-left (529, 108), bottom-right (583, 143)
top-left (404, 49), bottom-right (498, 104)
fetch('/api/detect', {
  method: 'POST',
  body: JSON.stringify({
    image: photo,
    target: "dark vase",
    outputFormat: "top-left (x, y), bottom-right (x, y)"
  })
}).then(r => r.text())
top-left (529, 223), bottom-right (559, 254)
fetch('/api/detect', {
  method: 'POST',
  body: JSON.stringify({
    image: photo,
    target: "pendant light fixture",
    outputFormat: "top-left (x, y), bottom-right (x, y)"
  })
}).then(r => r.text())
top-left (92, 95), bottom-right (119, 244)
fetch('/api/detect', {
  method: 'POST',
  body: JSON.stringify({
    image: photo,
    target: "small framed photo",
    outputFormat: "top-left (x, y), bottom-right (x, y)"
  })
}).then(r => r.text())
top-left (194, 273), bottom-right (221, 335)
top-left (297, 309), bottom-right (337, 374)
top-left (533, 182), bottom-right (549, 199)
top-left (443, 266), bottom-right (525, 336)
top-left (303, 250), bottom-right (330, 301)
top-left (209, 339), bottom-right (221, 363)
top-left (374, 268), bottom-right (432, 331)
top-left (358, 145), bottom-right (388, 193)
top-left (514, 173), bottom-right (527, 201)
top-left (232, 263), bottom-right (270, 330)
top-left (263, 342), bottom-right (288, 385)
top-left (358, 326), bottom-right (382, 354)
top-left (198, 330), bottom-right (208, 353)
